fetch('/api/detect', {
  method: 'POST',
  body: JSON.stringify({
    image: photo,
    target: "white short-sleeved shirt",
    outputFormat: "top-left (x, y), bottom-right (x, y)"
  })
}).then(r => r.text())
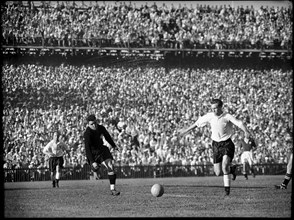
top-left (195, 112), bottom-right (243, 142)
top-left (43, 140), bottom-right (67, 157)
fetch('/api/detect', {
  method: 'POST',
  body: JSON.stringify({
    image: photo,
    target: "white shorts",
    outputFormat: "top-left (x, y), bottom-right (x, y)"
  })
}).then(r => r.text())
top-left (241, 151), bottom-right (254, 166)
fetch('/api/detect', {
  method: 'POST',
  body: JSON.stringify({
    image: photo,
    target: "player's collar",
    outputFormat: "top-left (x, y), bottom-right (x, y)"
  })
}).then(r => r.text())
top-left (215, 111), bottom-right (225, 118)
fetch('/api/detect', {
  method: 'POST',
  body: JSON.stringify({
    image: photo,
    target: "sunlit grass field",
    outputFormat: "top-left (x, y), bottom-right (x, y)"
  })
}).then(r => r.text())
top-left (4, 175), bottom-right (292, 217)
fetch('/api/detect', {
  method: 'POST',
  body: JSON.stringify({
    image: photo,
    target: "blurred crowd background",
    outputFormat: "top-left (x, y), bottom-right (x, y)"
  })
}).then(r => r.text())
top-left (2, 1), bottom-right (292, 49)
top-left (3, 63), bottom-right (292, 170)
top-left (2, 1), bottom-right (293, 172)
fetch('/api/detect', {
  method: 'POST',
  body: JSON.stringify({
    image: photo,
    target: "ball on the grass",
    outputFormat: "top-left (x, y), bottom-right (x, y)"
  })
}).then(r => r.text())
top-left (151, 184), bottom-right (164, 197)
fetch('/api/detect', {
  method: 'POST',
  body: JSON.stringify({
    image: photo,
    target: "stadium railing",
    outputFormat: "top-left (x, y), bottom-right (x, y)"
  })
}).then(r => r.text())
top-left (2, 36), bottom-right (292, 60)
top-left (3, 163), bottom-right (288, 182)
top-left (3, 35), bottom-right (292, 51)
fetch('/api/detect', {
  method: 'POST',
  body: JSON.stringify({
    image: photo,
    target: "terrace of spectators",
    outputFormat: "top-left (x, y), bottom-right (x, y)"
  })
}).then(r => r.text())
top-left (2, 1), bottom-right (293, 171)
top-left (2, 1), bottom-right (293, 59)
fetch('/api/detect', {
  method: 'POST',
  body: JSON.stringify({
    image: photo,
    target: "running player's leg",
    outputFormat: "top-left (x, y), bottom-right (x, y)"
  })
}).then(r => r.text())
top-left (55, 165), bottom-right (60, 187)
top-left (276, 153), bottom-right (292, 189)
top-left (90, 155), bottom-right (101, 179)
top-left (102, 158), bottom-right (120, 195)
top-left (55, 157), bottom-right (64, 187)
top-left (49, 158), bottom-right (56, 187)
top-left (223, 139), bottom-right (237, 196)
top-left (51, 171), bottom-right (56, 187)
top-left (222, 155), bottom-right (232, 196)
top-left (213, 163), bottom-right (222, 176)
top-left (243, 161), bottom-right (248, 179)
top-left (212, 141), bottom-right (222, 176)
top-left (227, 140), bottom-right (237, 181)
top-left (287, 153), bottom-right (293, 174)
top-left (248, 153), bottom-right (255, 178)
top-left (241, 153), bottom-right (248, 179)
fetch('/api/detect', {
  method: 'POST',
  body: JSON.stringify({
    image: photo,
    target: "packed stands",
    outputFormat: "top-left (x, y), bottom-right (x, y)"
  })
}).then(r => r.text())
top-left (2, 1), bottom-right (293, 171)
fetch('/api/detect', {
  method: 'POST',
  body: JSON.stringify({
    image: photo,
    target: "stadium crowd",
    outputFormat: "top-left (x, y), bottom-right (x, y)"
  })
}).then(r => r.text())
top-left (2, 63), bottom-right (293, 170)
top-left (2, 1), bottom-right (292, 50)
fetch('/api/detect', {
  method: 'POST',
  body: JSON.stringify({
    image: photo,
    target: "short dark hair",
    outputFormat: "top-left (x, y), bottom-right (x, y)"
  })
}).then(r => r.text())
top-left (53, 130), bottom-right (61, 139)
top-left (211, 99), bottom-right (223, 107)
top-left (87, 114), bottom-right (96, 122)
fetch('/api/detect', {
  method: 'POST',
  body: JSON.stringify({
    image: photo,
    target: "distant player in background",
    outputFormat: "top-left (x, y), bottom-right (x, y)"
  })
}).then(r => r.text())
top-left (239, 135), bottom-right (257, 179)
top-left (43, 130), bottom-right (68, 188)
top-left (178, 99), bottom-right (252, 196)
top-left (84, 114), bottom-right (120, 196)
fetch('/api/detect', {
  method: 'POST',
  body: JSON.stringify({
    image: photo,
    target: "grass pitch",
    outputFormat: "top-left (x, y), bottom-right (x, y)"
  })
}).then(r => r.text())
top-left (4, 175), bottom-right (292, 217)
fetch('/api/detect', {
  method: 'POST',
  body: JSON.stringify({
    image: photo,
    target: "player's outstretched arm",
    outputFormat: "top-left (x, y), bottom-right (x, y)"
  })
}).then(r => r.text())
top-left (178, 122), bottom-right (197, 137)
top-left (228, 115), bottom-right (252, 138)
top-left (237, 122), bottom-right (252, 139)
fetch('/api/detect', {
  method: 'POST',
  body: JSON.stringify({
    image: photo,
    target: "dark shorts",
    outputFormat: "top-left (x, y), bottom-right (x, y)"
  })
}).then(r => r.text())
top-left (49, 156), bottom-right (64, 172)
top-left (90, 145), bottom-right (114, 166)
top-left (212, 138), bottom-right (235, 164)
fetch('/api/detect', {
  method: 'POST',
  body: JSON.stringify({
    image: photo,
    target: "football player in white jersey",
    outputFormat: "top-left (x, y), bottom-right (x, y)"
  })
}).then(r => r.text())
top-left (43, 130), bottom-right (68, 187)
top-left (178, 98), bottom-right (252, 196)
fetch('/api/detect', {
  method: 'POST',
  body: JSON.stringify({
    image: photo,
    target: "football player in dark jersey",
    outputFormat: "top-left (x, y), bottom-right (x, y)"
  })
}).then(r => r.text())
top-left (84, 114), bottom-right (120, 196)
top-left (239, 136), bottom-right (257, 179)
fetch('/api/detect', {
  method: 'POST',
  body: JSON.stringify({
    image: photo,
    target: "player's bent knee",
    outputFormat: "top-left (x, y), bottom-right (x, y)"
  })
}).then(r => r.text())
top-left (108, 171), bottom-right (115, 175)
top-left (107, 167), bottom-right (115, 176)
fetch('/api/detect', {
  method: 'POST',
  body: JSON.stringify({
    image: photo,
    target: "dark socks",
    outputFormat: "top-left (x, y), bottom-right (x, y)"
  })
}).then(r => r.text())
top-left (108, 173), bottom-right (116, 185)
top-left (282, 173), bottom-right (292, 186)
top-left (225, 186), bottom-right (230, 195)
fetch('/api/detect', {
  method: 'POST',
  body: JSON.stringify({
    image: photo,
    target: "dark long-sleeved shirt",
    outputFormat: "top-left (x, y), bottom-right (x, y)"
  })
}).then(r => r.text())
top-left (84, 124), bottom-right (117, 164)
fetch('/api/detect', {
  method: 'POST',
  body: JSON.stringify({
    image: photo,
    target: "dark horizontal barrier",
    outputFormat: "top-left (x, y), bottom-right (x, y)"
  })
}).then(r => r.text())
top-left (3, 163), bottom-right (287, 182)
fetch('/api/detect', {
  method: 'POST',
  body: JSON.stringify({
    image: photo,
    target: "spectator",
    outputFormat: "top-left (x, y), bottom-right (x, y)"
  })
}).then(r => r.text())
top-left (1, 60), bottom-right (292, 169)
top-left (1, 1), bottom-right (292, 50)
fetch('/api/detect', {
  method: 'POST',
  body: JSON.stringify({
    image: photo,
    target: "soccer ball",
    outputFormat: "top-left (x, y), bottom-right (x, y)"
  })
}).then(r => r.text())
top-left (151, 184), bottom-right (164, 197)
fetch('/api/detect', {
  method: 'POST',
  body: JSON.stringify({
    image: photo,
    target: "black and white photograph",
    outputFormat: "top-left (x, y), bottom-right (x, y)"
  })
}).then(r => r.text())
top-left (1, 1), bottom-right (292, 217)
